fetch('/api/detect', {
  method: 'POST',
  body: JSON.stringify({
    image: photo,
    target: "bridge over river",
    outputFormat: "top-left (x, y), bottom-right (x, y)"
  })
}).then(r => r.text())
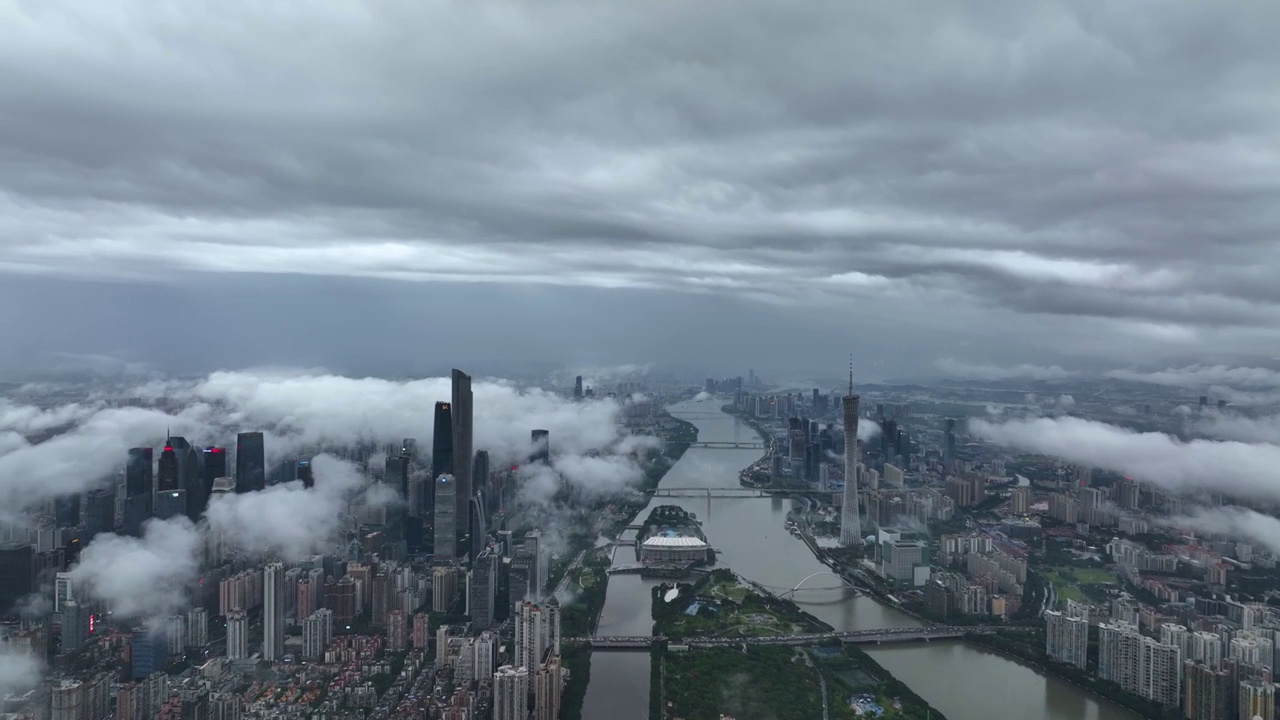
top-left (568, 626), bottom-right (997, 650)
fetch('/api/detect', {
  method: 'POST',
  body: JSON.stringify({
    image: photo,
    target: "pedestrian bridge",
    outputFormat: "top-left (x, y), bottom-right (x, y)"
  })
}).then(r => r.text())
top-left (566, 626), bottom-right (993, 649)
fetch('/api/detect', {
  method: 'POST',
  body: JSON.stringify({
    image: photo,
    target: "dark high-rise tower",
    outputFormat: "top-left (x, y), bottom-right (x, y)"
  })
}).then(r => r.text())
top-left (54, 495), bottom-right (81, 528)
top-left (386, 454), bottom-right (410, 502)
top-left (432, 402), bottom-right (453, 481)
top-left (840, 360), bottom-right (861, 547)
top-left (85, 488), bottom-right (115, 538)
top-left (0, 542), bottom-right (35, 617)
top-left (157, 441), bottom-right (180, 492)
top-left (451, 369), bottom-right (474, 535)
top-left (296, 460), bottom-right (314, 489)
top-left (530, 430), bottom-right (550, 465)
top-left (573, 376), bottom-right (583, 401)
top-left (125, 447), bottom-right (154, 535)
top-left (235, 432), bottom-right (266, 494)
top-left (165, 436), bottom-right (205, 522)
top-left (202, 447), bottom-right (227, 500)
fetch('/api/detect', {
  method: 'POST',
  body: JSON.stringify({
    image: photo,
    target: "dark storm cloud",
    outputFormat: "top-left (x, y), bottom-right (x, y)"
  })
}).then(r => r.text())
top-left (3, 0), bottom-right (1280, 370)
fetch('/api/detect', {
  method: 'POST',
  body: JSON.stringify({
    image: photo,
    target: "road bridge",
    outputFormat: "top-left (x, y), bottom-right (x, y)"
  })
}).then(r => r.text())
top-left (686, 441), bottom-right (765, 449)
top-left (566, 626), bottom-right (997, 649)
top-left (650, 487), bottom-right (767, 498)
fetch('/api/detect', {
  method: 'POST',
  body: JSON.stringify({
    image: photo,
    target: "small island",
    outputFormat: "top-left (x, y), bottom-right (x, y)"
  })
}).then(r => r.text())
top-left (636, 504), bottom-right (713, 567)
top-left (649, 570), bottom-right (948, 720)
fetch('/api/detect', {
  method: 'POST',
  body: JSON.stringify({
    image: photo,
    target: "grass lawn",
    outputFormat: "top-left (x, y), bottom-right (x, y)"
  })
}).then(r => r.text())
top-left (1065, 567), bottom-right (1114, 585)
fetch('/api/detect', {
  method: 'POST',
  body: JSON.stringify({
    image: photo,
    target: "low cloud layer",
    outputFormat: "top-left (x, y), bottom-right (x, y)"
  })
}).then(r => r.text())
top-left (934, 359), bottom-right (1074, 382)
top-left (204, 454), bottom-right (363, 561)
top-left (1106, 365), bottom-right (1280, 389)
top-left (1164, 507), bottom-right (1280, 557)
top-left (67, 517), bottom-right (202, 625)
top-left (970, 416), bottom-right (1280, 505)
top-left (0, 370), bottom-right (651, 512)
top-left (0, 648), bottom-right (42, 701)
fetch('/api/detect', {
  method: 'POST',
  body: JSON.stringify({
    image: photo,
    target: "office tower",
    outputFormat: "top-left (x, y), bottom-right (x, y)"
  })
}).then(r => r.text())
top-left (83, 488), bottom-right (115, 539)
top-left (451, 369), bottom-right (474, 527)
top-left (235, 432), bottom-right (266, 494)
top-left (262, 562), bottom-right (285, 661)
top-left (153, 489), bottom-right (186, 521)
top-left (125, 447), bottom-right (154, 535)
top-left (0, 541), bottom-right (35, 616)
top-left (534, 655), bottom-right (565, 720)
top-left (54, 571), bottom-right (74, 613)
top-left (514, 600), bottom-right (561, 671)
top-left (61, 599), bottom-right (89, 652)
top-left (839, 366), bottom-right (862, 546)
top-left (296, 460), bottom-right (314, 489)
top-left (473, 450), bottom-right (490, 497)
top-left (433, 566), bottom-right (460, 613)
top-left (467, 548), bottom-right (497, 628)
top-left (493, 666), bottom-right (530, 720)
top-left (226, 609), bottom-right (248, 660)
top-left (510, 555), bottom-right (532, 606)
top-left (54, 494), bottom-right (81, 529)
top-left (524, 530), bottom-right (545, 600)
top-left (202, 447), bottom-right (226, 499)
top-left (1045, 601), bottom-right (1089, 670)
top-left (1184, 661), bottom-right (1232, 720)
top-left (433, 475), bottom-right (458, 562)
top-left (303, 609), bottom-right (333, 660)
top-left (386, 454), bottom-right (410, 504)
top-left (573, 375), bottom-right (583, 401)
top-left (187, 607), bottom-right (208, 649)
top-left (530, 429), bottom-right (550, 465)
top-left (432, 402), bottom-right (454, 481)
top-left (1240, 682), bottom-right (1275, 720)
top-left (130, 629), bottom-right (168, 679)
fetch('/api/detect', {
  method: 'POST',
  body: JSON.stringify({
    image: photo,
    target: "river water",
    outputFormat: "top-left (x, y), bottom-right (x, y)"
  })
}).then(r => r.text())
top-left (580, 397), bottom-right (1134, 720)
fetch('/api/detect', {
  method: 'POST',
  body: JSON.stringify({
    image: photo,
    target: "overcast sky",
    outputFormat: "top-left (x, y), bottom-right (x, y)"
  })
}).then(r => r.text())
top-left (4, 1), bottom-right (1280, 380)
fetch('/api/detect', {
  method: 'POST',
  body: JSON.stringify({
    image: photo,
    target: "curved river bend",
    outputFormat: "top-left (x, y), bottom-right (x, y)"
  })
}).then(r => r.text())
top-left (580, 398), bottom-right (1134, 720)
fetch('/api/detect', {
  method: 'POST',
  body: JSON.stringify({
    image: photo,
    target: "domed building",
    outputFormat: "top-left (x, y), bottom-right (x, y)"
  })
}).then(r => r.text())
top-left (640, 529), bottom-right (711, 564)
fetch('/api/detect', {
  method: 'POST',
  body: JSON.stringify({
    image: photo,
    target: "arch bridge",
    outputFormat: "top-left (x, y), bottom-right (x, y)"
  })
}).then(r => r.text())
top-left (771, 571), bottom-right (860, 598)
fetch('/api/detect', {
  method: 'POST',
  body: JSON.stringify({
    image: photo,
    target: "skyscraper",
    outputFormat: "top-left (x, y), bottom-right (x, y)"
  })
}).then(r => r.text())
top-left (493, 665), bottom-right (530, 720)
top-left (386, 454), bottom-right (410, 502)
top-left (303, 609), bottom-right (333, 660)
top-left (296, 460), bottom-right (314, 489)
top-left (262, 563), bottom-right (286, 661)
top-left (467, 548), bottom-right (497, 628)
top-left (573, 376), bottom-right (583, 401)
top-left (235, 432), bottom-right (265, 494)
top-left (431, 401), bottom-right (453, 480)
top-left (530, 429), bottom-right (550, 465)
top-left (130, 629), bottom-right (168, 680)
top-left (1183, 661), bottom-right (1232, 720)
top-left (451, 369), bottom-right (474, 540)
top-left (839, 364), bottom-right (862, 547)
top-left (201, 447), bottom-right (226, 501)
top-left (125, 447), bottom-right (154, 534)
top-left (84, 488), bottom-right (115, 539)
top-left (433, 475), bottom-right (458, 562)
top-left (54, 494), bottom-right (81, 528)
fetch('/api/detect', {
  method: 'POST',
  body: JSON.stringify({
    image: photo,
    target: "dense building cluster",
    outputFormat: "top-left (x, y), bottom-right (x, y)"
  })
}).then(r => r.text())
top-left (0, 368), bottom-right (654, 720)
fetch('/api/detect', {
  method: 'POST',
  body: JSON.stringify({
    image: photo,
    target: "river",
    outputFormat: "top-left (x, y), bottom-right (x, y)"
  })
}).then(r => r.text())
top-left (579, 397), bottom-right (1134, 720)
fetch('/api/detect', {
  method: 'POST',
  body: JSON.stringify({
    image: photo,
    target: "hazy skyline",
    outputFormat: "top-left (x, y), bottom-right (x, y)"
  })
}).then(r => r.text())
top-left (4, 1), bottom-right (1280, 379)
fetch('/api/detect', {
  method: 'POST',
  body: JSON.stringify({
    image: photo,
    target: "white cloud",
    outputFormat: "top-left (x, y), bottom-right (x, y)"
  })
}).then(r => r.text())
top-left (1164, 507), bottom-right (1280, 556)
top-left (0, 647), bottom-right (42, 700)
top-left (934, 358), bottom-right (1074, 381)
top-left (67, 517), bottom-right (201, 626)
top-left (1106, 365), bottom-right (1280, 389)
top-left (970, 416), bottom-right (1280, 504)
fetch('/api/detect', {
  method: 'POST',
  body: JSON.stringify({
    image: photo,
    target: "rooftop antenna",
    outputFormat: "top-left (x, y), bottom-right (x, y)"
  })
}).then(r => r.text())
top-left (848, 354), bottom-right (854, 397)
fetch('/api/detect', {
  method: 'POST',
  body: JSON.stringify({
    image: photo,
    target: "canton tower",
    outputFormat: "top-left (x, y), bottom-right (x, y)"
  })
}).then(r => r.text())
top-left (840, 361), bottom-right (862, 546)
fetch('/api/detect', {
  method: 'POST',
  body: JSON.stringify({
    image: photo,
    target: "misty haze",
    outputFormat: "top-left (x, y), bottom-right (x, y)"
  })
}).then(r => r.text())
top-left (4, 3), bottom-right (1280, 720)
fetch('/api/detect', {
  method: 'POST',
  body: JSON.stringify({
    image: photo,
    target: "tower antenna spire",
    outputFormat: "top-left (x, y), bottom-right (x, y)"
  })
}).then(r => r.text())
top-left (848, 354), bottom-right (853, 396)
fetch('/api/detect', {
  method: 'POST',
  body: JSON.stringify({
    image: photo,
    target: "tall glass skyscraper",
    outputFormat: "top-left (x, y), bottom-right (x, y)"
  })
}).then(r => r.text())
top-left (235, 432), bottom-right (265, 494)
top-left (451, 369), bottom-right (473, 525)
top-left (431, 402), bottom-right (453, 482)
top-left (125, 447), bottom-right (153, 535)
top-left (433, 475), bottom-right (458, 562)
